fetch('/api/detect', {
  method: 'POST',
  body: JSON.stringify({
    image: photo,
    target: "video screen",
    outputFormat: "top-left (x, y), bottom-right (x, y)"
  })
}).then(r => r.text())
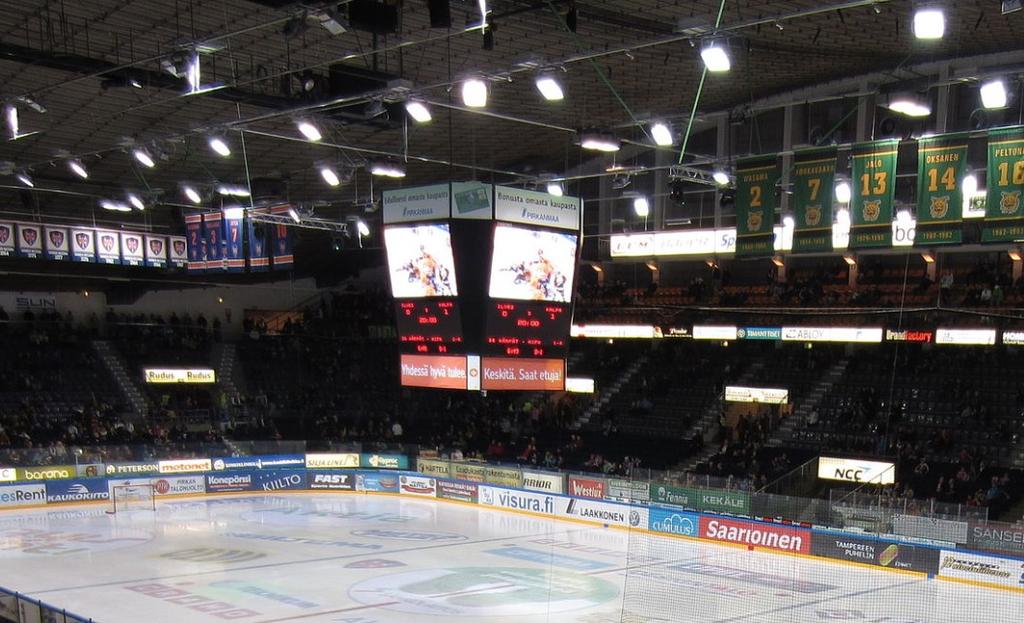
top-left (488, 224), bottom-right (577, 302)
top-left (384, 224), bottom-right (459, 298)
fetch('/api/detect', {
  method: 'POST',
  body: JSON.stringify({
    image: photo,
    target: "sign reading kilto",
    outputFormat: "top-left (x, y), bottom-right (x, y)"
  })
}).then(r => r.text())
top-left (734, 155), bottom-right (779, 257)
top-left (791, 148), bottom-right (837, 253)
top-left (916, 133), bottom-right (968, 245)
top-left (983, 125), bottom-right (1024, 242)
top-left (850, 139), bottom-right (899, 248)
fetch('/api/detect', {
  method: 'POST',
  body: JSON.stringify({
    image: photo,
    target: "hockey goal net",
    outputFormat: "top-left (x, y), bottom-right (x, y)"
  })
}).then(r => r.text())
top-left (107, 484), bottom-right (157, 514)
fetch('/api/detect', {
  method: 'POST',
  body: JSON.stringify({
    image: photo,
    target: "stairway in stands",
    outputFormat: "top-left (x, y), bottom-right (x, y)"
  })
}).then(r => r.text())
top-left (212, 342), bottom-right (245, 398)
top-left (93, 340), bottom-right (149, 418)
top-left (571, 353), bottom-right (649, 430)
top-left (768, 357), bottom-right (850, 447)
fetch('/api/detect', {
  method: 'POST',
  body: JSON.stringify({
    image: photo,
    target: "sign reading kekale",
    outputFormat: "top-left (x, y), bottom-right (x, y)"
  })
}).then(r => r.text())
top-left (735, 155), bottom-right (779, 257)
top-left (983, 125), bottom-right (1024, 242)
top-left (791, 148), bottom-right (836, 253)
top-left (649, 484), bottom-right (749, 514)
top-left (916, 132), bottom-right (968, 245)
top-left (850, 139), bottom-right (899, 248)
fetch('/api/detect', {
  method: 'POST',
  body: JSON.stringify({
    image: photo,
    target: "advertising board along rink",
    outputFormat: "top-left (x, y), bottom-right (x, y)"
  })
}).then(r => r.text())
top-left (0, 491), bottom-right (1022, 623)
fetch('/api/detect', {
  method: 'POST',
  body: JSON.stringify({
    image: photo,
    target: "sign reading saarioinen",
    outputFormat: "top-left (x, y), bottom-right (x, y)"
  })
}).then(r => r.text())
top-left (144, 368), bottom-right (216, 384)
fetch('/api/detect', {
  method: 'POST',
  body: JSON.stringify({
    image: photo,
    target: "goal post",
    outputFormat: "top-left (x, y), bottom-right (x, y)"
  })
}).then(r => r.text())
top-left (107, 484), bottom-right (157, 514)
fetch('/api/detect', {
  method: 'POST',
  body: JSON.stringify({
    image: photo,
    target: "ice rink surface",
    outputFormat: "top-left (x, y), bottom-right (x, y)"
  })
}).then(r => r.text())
top-left (1, 493), bottom-right (1022, 623)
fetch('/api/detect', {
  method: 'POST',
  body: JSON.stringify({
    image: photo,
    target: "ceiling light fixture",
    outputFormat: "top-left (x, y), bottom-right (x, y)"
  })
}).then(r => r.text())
top-left (208, 135), bottom-right (231, 157)
top-left (1008, 249), bottom-right (1022, 262)
top-left (579, 130), bottom-right (621, 152)
top-left (546, 181), bottom-right (564, 196)
top-left (650, 122), bottom-right (673, 146)
top-left (535, 72), bottom-right (565, 101)
top-left (405, 100), bottom-right (432, 123)
top-left (913, 7), bottom-right (945, 40)
top-left (700, 40), bottom-right (731, 73)
top-left (843, 253), bottom-right (857, 266)
top-left (370, 160), bottom-right (407, 178)
top-left (633, 196), bottom-right (650, 217)
top-left (68, 160), bottom-right (88, 179)
top-left (182, 185), bottom-right (202, 204)
top-left (320, 165), bottom-right (341, 187)
top-left (835, 180), bottom-right (852, 203)
top-left (4, 104), bottom-right (18, 139)
top-left (99, 199), bottom-right (130, 212)
top-left (712, 170), bottom-right (731, 186)
top-left (921, 251), bottom-right (935, 263)
top-left (288, 206), bottom-right (301, 223)
top-left (15, 172), bottom-right (33, 187)
top-left (887, 97), bottom-right (931, 117)
top-left (216, 184), bottom-right (250, 197)
top-left (461, 78), bottom-right (488, 108)
top-left (127, 193), bottom-right (146, 211)
top-left (357, 220), bottom-right (371, 237)
top-left (133, 148), bottom-right (155, 168)
top-left (297, 119), bottom-right (323, 141)
top-left (980, 79), bottom-right (1008, 109)
top-left (962, 173), bottom-right (978, 196)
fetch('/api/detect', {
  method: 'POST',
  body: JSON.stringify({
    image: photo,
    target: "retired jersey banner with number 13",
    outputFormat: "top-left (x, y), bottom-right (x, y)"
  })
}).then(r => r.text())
top-left (735, 155), bottom-right (778, 257)
top-left (916, 133), bottom-right (967, 245)
top-left (850, 139), bottom-right (898, 248)
top-left (983, 126), bottom-right (1024, 242)
top-left (792, 148), bottom-right (836, 253)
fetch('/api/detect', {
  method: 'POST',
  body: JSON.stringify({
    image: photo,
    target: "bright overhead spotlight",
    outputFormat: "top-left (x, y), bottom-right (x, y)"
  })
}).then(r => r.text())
top-left (842, 253), bottom-right (857, 266)
top-left (186, 52), bottom-right (201, 93)
top-left (182, 185), bottom-right (202, 204)
top-left (297, 120), bottom-right (323, 141)
top-left (980, 79), bottom-right (1008, 110)
top-left (913, 8), bottom-right (945, 40)
top-left (962, 173), bottom-right (978, 196)
top-left (4, 104), bottom-right (18, 139)
top-left (127, 193), bottom-right (146, 211)
top-left (288, 207), bottom-right (301, 223)
top-left (133, 148), bottom-right (155, 168)
top-left (461, 78), bottom-right (488, 108)
top-left (404, 100), bottom-right (432, 123)
top-left (68, 160), bottom-right (88, 179)
top-left (782, 215), bottom-right (795, 229)
top-left (712, 170), bottom-right (731, 186)
top-left (835, 181), bottom-right (852, 204)
top-left (633, 196), bottom-right (650, 217)
top-left (546, 181), bottom-right (564, 196)
top-left (99, 199), bottom-right (130, 212)
top-left (15, 172), bottom-right (33, 187)
top-left (208, 135), bottom-right (231, 157)
top-left (320, 165), bottom-right (341, 187)
top-left (370, 161), bottom-right (407, 178)
top-left (580, 130), bottom-right (621, 153)
top-left (216, 184), bottom-right (250, 197)
top-left (887, 97), bottom-right (931, 117)
top-left (357, 220), bottom-right (370, 237)
top-left (535, 73), bottom-right (565, 101)
top-left (700, 41), bottom-right (731, 73)
top-left (650, 122), bottom-right (673, 146)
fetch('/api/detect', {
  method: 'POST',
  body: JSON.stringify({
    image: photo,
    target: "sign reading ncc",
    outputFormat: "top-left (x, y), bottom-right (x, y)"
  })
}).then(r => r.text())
top-left (817, 457), bottom-right (895, 485)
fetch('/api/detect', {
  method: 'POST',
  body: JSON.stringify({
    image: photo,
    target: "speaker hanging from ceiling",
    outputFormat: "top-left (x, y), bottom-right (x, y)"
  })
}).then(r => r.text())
top-left (427, 0), bottom-right (451, 28)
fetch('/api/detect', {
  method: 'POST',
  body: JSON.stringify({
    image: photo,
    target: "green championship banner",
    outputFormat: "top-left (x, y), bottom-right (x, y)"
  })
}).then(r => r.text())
top-left (850, 139), bottom-right (899, 248)
top-left (916, 133), bottom-right (968, 245)
top-left (735, 155), bottom-right (779, 257)
top-left (983, 126), bottom-right (1024, 242)
top-left (792, 148), bottom-right (837, 253)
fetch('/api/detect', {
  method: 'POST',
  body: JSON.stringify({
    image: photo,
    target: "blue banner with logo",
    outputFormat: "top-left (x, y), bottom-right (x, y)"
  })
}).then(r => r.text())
top-left (185, 213), bottom-right (205, 273)
top-left (253, 470), bottom-right (306, 492)
top-left (246, 212), bottom-right (269, 272)
top-left (269, 204), bottom-right (293, 270)
top-left (206, 471), bottom-right (256, 493)
top-left (224, 211), bottom-right (245, 273)
top-left (46, 478), bottom-right (109, 503)
top-left (648, 506), bottom-right (700, 537)
top-left (357, 472), bottom-right (400, 493)
top-left (212, 455), bottom-right (305, 471)
top-left (360, 454), bottom-right (409, 470)
top-left (204, 212), bottom-right (224, 271)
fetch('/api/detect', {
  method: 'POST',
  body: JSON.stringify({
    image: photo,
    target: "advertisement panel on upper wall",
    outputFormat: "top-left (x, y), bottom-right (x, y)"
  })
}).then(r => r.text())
top-left (488, 224), bottom-right (577, 303)
top-left (384, 223), bottom-right (459, 298)
top-left (494, 186), bottom-right (581, 231)
top-left (451, 181), bottom-right (493, 220)
top-left (382, 183), bottom-right (451, 224)
top-left (817, 457), bottom-right (896, 485)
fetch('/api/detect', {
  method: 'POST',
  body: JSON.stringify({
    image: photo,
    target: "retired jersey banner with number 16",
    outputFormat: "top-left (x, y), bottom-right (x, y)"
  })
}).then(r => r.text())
top-left (916, 133), bottom-right (967, 245)
top-left (792, 148), bottom-right (836, 253)
top-left (983, 126), bottom-right (1024, 242)
top-left (735, 155), bottom-right (778, 257)
top-left (850, 139), bottom-right (898, 248)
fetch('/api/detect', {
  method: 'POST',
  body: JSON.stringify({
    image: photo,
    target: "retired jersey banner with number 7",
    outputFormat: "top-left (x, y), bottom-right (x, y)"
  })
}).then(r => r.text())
top-left (983, 126), bottom-right (1024, 242)
top-left (916, 133), bottom-right (967, 246)
top-left (735, 155), bottom-right (778, 257)
top-left (792, 148), bottom-right (836, 253)
top-left (850, 139), bottom-right (899, 248)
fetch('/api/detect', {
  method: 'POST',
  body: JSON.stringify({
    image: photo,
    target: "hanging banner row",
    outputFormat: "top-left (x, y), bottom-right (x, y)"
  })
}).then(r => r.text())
top-left (734, 125), bottom-right (1024, 256)
top-left (183, 206), bottom-right (293, 273)
top-left (0, 221), bottom-right (186, 268)
top-left (381, 182), bottom-right (582, 232)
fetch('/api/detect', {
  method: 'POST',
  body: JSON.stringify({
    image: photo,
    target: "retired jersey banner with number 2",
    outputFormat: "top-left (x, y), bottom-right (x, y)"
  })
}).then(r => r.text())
top-left (850, 139), bottom-right (899, 248)
top-left (735, 155), bottom-right (778, 257)
top-left (792, 148), bottom-right (836, 253)
top-left (983, 126), bottom-right (1024, 242)
top-left (916, 133), bottom-right (967, 245)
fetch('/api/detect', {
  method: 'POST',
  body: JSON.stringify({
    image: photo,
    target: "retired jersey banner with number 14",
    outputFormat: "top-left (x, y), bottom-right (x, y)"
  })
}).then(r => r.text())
top-left (983, 126), bottom-right (1024, 242)
top-left (916, 132), bottom-right (967, 246)
top-left (850, 139), bottom-right (898, 248)
top-left (792, 148), bottom-right (836, 253)
top-left (735, 155), bottom-right (778, 257)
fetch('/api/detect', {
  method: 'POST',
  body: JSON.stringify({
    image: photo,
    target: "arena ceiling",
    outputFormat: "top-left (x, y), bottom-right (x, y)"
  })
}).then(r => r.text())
top-left (0, 0), bottom-right (1021, 233)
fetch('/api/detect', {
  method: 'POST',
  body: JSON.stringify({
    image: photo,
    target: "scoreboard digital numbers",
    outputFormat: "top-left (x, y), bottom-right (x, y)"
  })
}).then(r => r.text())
top-left (485, 301), bottom-right (570, 358)
top-left (394, 299), bottom-right (464, 354)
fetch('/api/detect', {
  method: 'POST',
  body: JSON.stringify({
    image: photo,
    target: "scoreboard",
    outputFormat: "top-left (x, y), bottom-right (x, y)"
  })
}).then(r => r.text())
top-left (384, 183), bottom-right (580, 391)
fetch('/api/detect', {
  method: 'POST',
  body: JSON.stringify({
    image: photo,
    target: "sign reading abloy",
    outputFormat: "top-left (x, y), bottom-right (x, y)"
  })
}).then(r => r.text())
top-left (521, 471), bottom-right (563, 494)
top-left (494, 185), bottom-right (581, 231)
top-left (817, 457), bottom-right (895, 485)
top-left (700, 516), bottom-right (810, 554)
top-left (938, 550), bottom-right (1024, 589)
